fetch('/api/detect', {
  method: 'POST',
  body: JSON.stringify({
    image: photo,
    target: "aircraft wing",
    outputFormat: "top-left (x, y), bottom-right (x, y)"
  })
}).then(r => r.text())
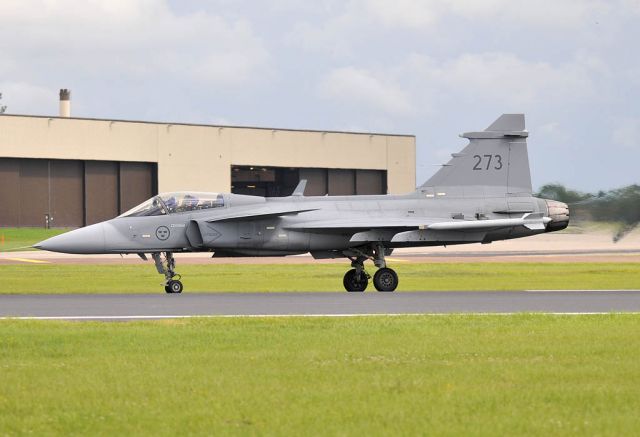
top-left (284, 217), bottom-right (432, 231)
top-left (206, 206), bottom-right (319, 222)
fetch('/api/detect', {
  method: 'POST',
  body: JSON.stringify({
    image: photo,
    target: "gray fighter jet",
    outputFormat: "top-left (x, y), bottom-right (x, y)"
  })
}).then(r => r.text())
top-left (35, 114), bottom-right (569, 293)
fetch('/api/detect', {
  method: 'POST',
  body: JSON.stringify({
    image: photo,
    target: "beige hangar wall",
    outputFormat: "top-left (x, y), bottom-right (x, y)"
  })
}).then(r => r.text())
top-left (0, 115), bottom-right (416, 194)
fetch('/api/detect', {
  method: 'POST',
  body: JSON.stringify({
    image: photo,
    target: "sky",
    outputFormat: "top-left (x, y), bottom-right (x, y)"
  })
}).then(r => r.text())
top-left (1, 0), bottom-right (639, 192)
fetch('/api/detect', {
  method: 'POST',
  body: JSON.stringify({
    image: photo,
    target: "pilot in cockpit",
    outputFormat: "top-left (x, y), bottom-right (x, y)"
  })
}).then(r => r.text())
top-left (164, 196), bottom-right (177, 213)
top-left (183, 194), bottom-right (199, 211)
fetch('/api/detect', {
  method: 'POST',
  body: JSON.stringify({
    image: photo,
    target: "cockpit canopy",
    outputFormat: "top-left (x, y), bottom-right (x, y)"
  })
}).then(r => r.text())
top-left (119, 192), bottom-right (225, 217)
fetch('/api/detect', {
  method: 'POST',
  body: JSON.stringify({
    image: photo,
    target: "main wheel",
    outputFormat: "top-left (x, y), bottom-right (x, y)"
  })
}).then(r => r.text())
top-left (373, 268), bottom-right (398, 292)
top-left (166, 280), bottom-right (183, 294)
top-left (343, 269), bottom-right (368, 292)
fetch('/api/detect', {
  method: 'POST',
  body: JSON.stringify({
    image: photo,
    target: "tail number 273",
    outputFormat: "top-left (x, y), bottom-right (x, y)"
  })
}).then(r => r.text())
top-left (472, 154), bottom-right (503, 170)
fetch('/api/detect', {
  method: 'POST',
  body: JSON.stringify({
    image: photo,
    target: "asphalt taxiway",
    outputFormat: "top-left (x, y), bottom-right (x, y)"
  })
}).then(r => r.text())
top-left (1, 291), bottom-right (640, 320)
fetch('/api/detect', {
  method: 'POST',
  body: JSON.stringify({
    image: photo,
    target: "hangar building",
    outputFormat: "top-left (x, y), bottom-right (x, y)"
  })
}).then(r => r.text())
top-left (0, 92), bottom-right (416, 228)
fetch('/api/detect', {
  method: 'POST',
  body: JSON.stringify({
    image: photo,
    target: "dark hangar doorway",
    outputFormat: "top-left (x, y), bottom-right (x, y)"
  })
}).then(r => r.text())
top-left (230, 165), bottom-right (387, 197)
top-left (0, 158), bottom-right (157, 228)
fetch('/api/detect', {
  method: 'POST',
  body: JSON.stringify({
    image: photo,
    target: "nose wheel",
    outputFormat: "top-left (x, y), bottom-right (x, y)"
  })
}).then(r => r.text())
top-left (164, 279), bottom-right (183, 294)
top-left (343, 268), bottom-right (369, 292)
top-left (152, 252), bottom-right (184, 294)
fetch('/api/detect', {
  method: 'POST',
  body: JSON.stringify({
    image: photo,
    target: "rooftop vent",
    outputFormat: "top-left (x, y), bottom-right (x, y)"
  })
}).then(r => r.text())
top-left (59, 89), bottom-right (71, 117)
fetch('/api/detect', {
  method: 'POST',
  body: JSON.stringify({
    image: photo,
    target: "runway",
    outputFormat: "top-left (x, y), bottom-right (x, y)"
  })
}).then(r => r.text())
top-left (1, 291), bottom-right (640, 320)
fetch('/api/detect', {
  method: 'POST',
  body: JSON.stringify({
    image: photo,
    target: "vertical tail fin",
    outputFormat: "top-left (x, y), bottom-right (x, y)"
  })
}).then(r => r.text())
top-left (420, 114), bottom-right (532, 197)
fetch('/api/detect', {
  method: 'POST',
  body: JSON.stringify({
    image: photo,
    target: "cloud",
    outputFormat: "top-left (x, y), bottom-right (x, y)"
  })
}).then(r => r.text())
top-left (318, 67), bottom-right (414, 116)
top-left (612, 117), bottom-right (640, 149)
top-left (444, 0), bottom-right (611, 29)
top-left (622, 0), bottom-right (640, 14)
top-left (284, 0), bottom-right (442, 56)
top-left (0, 82), bottom-right (55, 115)
top-left (319, 51), bottom-right (604, 119)
top-left (407, 52), bottom-right (601, 107)
top-left (285, 0), bottom-right (617, 56)
top-left (286, 20), bottom-right (353, 57)
top-left (0, 0), bottom-right (270, 87)
top-left (362, 0), bottom-right (439, 29)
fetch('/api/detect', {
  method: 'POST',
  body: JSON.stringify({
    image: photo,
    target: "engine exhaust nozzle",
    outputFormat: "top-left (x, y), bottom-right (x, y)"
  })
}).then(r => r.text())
top-left (545, 199), bottom-right (570, 232)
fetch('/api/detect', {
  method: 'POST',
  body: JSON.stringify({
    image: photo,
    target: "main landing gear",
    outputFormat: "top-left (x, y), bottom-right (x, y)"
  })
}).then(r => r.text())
top-left (152, 252), bottom-right (183, 294)
top-left (343, 243), bottom-right (398, 292)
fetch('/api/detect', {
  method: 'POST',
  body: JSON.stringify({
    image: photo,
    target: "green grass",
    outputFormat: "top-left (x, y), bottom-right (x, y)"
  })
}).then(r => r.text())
top-left (1, 315), bottom-right (639, 435)
top-left (0, 228), bottom-right (71, 252)
top-left (1, 262), bottom-right (640, 293)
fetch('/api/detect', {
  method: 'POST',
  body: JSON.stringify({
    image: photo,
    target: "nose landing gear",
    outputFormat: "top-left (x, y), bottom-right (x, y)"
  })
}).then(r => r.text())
top-left (152, 252), bottom-right (183, 294)
top-left (343, 243), bottom-right (398, 292)
top-left (343, 256), bottom-right (370, 292)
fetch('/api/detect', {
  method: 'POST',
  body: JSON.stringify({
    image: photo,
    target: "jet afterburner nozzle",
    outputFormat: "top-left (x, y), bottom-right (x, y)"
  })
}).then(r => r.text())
top-left (544, 200), bottom-right (570, 232)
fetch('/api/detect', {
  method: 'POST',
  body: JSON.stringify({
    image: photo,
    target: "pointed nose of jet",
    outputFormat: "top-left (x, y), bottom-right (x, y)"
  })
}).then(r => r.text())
top-left (34, 223), bottom-right (106, 254)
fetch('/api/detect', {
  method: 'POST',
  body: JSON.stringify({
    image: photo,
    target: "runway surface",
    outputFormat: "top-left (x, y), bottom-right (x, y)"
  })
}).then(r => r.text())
top-left (1, 291), bottom-right (640, 320)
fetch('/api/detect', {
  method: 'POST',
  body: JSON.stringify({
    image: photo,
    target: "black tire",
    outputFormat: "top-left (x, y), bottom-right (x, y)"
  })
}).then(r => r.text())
top-left (167, 280), bottom-right (183, 294)
top-left (164, 284), bottom-right (172, 294)
top-left (343, 269), bottom-right (368, 292)
top-left (373, 268), bottom-right (398, 292)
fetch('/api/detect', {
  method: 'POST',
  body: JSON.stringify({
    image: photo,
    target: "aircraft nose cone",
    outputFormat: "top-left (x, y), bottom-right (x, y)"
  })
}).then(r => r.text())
top-left (34, 223), bottom-right (106, 254)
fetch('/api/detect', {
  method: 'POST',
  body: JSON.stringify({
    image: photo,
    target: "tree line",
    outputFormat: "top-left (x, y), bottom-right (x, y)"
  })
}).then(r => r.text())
top-left (537, 183), bottom-right (640, 241)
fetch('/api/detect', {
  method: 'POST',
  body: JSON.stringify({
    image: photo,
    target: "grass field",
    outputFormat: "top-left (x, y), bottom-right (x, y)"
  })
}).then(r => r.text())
top-left (0, 228), bottom-right (70, 252)
top-left (1, 262), bottom-right (639, 293)
top-left (1, 314), bottom-right (639, 435)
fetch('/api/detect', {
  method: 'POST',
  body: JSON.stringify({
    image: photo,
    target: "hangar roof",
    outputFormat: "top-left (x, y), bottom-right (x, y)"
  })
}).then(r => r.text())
top-left (0, 113), bottom-right (415, 138)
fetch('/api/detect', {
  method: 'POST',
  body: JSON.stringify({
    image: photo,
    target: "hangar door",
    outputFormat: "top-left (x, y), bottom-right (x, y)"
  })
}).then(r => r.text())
top-left (231, 166), bottom-right (387, 197)
top-left (0, 158), bottom-right (156, 228)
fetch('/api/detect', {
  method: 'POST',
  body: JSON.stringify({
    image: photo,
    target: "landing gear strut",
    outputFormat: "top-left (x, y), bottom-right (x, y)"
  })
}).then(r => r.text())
top-left (342, 243), bottom-right (399, 292)
top-left (152, 252), bottom-right (183, 294)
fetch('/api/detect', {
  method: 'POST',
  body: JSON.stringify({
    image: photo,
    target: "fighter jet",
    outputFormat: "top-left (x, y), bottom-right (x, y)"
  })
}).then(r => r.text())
top-left (35, 114), bottom-right (569, 293)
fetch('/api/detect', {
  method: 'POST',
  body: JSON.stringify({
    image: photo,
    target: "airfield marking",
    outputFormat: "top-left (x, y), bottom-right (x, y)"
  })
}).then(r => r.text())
top-left (5, 258), bottom-right (51, 264)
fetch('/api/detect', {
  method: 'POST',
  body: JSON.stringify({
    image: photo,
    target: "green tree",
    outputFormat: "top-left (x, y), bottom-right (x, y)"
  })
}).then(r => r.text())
top-left (0, 92), bottom-right (6, 114)
top-left (586, 184), bottom-right (640, 241)
top-left (536, 183), bottom-right (591, 203)
top-left (539, 183), bottom-right (640, 242)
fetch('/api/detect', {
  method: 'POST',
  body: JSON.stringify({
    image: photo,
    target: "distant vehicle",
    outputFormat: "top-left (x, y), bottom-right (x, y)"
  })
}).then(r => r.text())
top-left (35, 114), bottom-right (569, 293)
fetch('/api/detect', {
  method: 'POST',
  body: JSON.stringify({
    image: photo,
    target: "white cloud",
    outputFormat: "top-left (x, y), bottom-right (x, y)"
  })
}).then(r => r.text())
top-left (315, 48), bottom-right (609, 136)
top-left (622, 0), bottom-right (640, 14)
top-left (361, 0), bottom-right (612, 31)
top-left (445, 0), bottom-right (611, 29)
top-left (285, 0), bottom-right (617, 55)
top-left (286, 20), bottom-right (353, 57)
top-left (538, 122), bottom-right (561, 135)
top-left (0, 82), bottom-right (55, 115)
top-left (404, 52), bottom-right (602, 108)
top-left (612, 117), bottom-right (640, 149)
top-left (362, 0), bottom-right (439, 29)
top-left (0, 0), bottom-right (270, 87)
top-left (284, 0), bottom-right (442, 56)
top-left (318, 67), bottom-right (414, 116)
top-left (319, 51), bottom-right (604, 119)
